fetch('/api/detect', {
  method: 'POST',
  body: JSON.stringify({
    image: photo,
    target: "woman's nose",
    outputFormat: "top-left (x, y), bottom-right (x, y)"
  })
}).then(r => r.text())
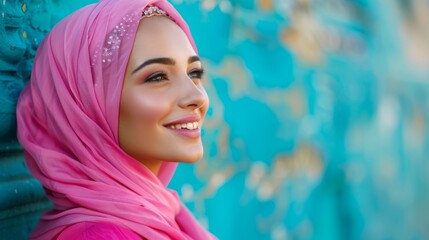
top-left (178, 77), bottom-right (208, 111)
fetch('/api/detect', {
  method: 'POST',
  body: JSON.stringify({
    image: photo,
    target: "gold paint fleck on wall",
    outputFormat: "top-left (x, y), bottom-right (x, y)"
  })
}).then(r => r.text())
top-left (413, 110), bottom-right (426, 133)
top-left (217, 56), bottom-right (253, 100)
top-left (242, 144), bottom-right (323, 232)
top-left (259, 0), bottom-right (273, 11)
top-left (201, 0), bottom-right (217, 11)
top-left (407, 110), bottom-right (426, 145)
top-left (274, 144), bottom-right (323, 181)
top-left (204, 166), bottom-right (235, 196)
top-left (284, 86), bottom-right (307, 118)
top-left (280, 5), bottom-right (323, 64)
top-left (281, 26), bottom-right (323, 64)
top-left (245, 144), bottom-right (324, 200)
top-left (253, 84), bottom-right (307, 121)
top-left (400, 0), bottom-right (429, 69)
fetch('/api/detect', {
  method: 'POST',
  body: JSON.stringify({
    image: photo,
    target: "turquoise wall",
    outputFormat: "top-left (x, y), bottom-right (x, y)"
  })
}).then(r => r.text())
top-left (170, 0), bottom-right (429, 239)
top-left (0, 0), bottom-right (98, 239)
top-left (1, 0), bottom-right (428, 239)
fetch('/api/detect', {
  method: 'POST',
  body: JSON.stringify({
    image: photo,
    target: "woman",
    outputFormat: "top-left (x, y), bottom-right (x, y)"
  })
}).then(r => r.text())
top-left (16, 0), bottom-right (216, 239)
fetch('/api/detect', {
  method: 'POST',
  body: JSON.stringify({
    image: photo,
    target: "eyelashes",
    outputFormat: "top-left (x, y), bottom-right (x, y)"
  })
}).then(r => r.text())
top-left (188, 68), bottom-right (205, 80)
top-left (144, 68), bottom-right (205, 83)
top-left (145, 72), bottom-right (168, 83)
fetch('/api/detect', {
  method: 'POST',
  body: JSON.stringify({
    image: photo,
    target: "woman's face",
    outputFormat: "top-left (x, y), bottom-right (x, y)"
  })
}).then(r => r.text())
top-left (119, 16), bottom-right (209, 174)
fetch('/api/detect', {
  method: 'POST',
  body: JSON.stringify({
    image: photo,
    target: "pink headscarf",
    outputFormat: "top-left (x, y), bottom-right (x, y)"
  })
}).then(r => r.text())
top-left (16, 0), bottom-right (215, 239)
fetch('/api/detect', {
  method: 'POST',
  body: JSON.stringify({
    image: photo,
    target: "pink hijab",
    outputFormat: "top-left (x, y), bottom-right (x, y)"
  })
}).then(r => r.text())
top-left (16, 0), bottom-right (215, 239)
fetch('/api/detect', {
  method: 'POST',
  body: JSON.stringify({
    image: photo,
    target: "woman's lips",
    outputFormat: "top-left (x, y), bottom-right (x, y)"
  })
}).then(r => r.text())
top-left (163, 115), bottom-right (201, 139)
top-left (166, 126), bottom-right (201, 139)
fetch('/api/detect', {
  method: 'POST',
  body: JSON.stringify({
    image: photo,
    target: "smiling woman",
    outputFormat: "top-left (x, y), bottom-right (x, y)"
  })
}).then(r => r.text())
top-left (119, 16), bottom-right (209, 174)
top-left (15, 0), bottom-right (216, 239)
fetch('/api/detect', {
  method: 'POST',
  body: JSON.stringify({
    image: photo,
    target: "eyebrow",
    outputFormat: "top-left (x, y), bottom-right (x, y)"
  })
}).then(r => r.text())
top-left (132, 56), bottom-right (201, 74)
top-left (188, 56), bottom-right (200, 64)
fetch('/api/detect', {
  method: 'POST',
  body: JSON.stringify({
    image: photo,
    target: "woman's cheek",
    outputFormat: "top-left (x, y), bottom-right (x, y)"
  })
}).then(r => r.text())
top-left (135, 92), bottom-right (172, 121)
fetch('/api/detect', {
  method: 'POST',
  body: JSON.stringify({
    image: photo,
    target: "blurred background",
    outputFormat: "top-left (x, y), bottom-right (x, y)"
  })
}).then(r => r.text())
top-left (1, 0), bottom-right (428, 239)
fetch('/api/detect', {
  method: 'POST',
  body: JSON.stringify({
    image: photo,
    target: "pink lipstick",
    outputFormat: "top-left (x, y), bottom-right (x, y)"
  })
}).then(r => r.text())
top-left (163, 115), bottom-right (201, 139)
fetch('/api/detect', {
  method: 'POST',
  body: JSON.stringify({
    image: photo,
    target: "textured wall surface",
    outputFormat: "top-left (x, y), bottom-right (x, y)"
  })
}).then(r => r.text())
top-left (1, 0), bottom-right (428, 239)
top-left (0, 0), bottom-right (97, 239)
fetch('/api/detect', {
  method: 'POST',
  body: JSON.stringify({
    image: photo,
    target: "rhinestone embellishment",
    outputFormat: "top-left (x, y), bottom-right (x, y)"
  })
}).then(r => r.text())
top-left (92, 13), bottom-right (138, 66)
top-left (142, 5), bottom-right (169, 18)
top-left (91, 6), bottom-right (172, 66)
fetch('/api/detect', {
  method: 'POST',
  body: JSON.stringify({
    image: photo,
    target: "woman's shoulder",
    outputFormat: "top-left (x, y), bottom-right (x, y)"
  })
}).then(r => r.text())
top-left (57, 221), bottom-right (142, 240)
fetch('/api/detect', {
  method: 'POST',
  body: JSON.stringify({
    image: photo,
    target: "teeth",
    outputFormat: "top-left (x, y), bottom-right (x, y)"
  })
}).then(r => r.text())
top-left (169, 121), bottom-right (199, 130)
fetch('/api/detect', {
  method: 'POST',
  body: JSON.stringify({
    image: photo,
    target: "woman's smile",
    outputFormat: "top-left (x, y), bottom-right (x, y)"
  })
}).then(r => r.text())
top-left (163, 114), bottom-right (202, 139)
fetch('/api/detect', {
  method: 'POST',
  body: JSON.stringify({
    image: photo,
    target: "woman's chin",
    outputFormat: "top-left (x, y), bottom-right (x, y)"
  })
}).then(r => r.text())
top-left (173, 150), bottom-right (204, 164)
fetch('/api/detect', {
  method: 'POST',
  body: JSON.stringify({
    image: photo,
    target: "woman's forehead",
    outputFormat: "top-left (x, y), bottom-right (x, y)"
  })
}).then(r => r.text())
top-left (130, 17), bottom-right (196, 60)
top-left (137, 16), bottom-right (186, 40)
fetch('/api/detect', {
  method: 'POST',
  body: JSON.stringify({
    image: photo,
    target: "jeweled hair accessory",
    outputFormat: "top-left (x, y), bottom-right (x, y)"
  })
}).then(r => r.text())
top-left (92, 5), bottom-right (174, 66)
top-left (142, 5), bottom-right (171, 19)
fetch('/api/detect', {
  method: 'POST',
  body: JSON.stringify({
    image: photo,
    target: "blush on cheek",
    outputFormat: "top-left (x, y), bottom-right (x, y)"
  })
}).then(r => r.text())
top-left (133, 93), bottom-right (172, 122)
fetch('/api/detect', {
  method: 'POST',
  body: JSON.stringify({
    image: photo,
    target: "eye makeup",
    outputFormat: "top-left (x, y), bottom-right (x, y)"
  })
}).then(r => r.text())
top-left (188, 68), bottom-right (205, 79)
top-left (144, 71), bottom-right (168, 83)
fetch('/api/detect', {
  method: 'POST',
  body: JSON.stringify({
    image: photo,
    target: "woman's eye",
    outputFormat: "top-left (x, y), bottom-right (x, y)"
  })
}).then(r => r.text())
top-left (145, 72), bottom-right (168, 83)
top-left (188, 68), bottom-right (205, 80)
